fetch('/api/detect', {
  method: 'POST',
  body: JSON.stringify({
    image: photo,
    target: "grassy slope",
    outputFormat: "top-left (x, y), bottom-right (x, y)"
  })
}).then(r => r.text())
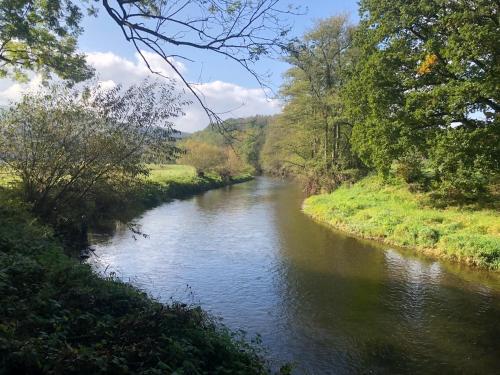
top-left (303, 176), bottom-right (500, 270)
top-left (0, 166), bottom-right (270, 374)
top-left (135, 164), bottom-right (253, 208)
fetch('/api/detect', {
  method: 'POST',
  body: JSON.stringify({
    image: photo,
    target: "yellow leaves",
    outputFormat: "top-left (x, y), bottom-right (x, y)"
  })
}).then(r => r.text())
top-left (417, 53), bottom-right (439, 75)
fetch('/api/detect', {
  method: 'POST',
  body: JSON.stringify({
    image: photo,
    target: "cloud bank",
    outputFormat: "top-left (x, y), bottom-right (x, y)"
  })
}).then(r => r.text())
top-left (0, 51), bottom-right (282, 132)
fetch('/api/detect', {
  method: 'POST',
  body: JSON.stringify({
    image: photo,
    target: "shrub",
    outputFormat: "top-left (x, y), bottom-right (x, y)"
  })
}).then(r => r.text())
top-left (0, 80), bottom-right (186, 230)
top-left (428, 127), bottom-right (499, 205)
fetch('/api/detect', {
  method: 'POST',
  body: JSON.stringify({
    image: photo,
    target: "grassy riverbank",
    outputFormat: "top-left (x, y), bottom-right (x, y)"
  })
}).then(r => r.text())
top-left (0, 166), bottom-right (274, 374)
top-left (138, 165), bottom-right (253, 207)
top-left (303, 176), bottom-right (500, 270)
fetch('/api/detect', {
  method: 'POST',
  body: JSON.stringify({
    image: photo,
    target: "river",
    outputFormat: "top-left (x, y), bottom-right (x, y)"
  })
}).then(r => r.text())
top-left (89, 177), bottom-right (500, 374)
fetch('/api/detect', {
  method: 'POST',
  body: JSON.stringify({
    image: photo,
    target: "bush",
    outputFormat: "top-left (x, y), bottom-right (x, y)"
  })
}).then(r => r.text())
top-left (393, 149), bottom-right (431, 193)
top-left (179, 140), bottom-right (252, 179)
top-left (0, 80), bottom-right (186, 231)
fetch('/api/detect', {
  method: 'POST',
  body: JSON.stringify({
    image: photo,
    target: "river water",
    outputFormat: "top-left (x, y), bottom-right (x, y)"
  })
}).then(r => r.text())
top-left (89, 177), bottom-right (500, 374)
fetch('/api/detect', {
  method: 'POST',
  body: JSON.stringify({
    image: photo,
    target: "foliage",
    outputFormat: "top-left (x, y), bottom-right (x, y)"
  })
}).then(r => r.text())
top-left (345, 0), bottom-right (499, 199)
top-left (178, 138), bottom-right (253, 179)
top-left (0, 80), bottom-right (186, 228)
top-left (0, 0), bottom-right (93, 82)
top-left (261, 16), bottom-right (365, 192)
top-left (0, 190), bottom-right (275, 374)
top-left (189, 115), bottom-right (272, 172)
top-left (303, 176), bottom-right (500, 270)
top-left (428, 126), bottom-right (500, 205)
top-left (178, 140), bottom-right (227, 176)
top-left (98, 0), bottom-right (298, 124)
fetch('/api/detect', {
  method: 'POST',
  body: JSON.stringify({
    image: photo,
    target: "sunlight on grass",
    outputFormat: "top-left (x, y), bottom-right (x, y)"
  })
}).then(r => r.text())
top-left (0, 166), bottom-right (19, 187)
top-left (303, 176), bottom-right (500, 270)
top-left (146, 164), bottom-right (197, 184)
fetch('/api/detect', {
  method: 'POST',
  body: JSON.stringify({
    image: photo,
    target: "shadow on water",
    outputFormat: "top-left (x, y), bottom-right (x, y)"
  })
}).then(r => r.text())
top-left (89, 177), bottom-right (500, 374)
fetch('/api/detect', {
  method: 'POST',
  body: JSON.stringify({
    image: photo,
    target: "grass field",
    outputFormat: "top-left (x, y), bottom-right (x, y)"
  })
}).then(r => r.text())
top-left (0, 166), bottom-right (17, 187)
top-left (146, 164), bottom-right (198, 183)
top-left (303, 176), bottom-right (500, 270)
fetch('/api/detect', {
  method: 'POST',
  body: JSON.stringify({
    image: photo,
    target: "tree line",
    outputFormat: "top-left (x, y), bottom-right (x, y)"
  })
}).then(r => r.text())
top-left (261, 0), bottom-right (499, 205)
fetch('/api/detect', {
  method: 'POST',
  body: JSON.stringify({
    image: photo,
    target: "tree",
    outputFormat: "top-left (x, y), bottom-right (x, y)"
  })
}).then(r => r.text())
top-left (287, 15), bottom-right (356, 168)
top-left (262, 15), bottom-right (362, 191)
top-left (178, 139), bottom-right (251, 178)
top-left (0, 0), bottom-right (94, 82)
top-left (99, 0), bottom-right (298, 125)
top-left (0, 79), bottom-right (187, 220)
top-left (347, 0), bottom-right (499, 183)
top-left (178, 139), bottom-right (226, 177)
top-left (1, 0), bottom-right (298, 128)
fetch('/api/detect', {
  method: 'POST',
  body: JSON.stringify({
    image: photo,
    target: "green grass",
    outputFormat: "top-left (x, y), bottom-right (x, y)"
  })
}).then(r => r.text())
top-left (0, 166), bottom-right (18, 187)
top-left (146, 164), bottom-right (198, 183)
top-left (132, 164), bottom-right (252, 210)
top-left (303, 176), bottom-right (500, 270)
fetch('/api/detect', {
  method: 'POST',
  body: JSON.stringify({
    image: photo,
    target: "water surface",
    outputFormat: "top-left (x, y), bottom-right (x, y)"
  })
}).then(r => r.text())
top-left (90, 177), bottom-right (500, 374)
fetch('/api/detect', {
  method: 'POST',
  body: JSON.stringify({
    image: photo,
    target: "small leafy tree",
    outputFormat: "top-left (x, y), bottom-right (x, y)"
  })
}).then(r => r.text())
top-left (0, 79), bottom-right (187, 222)
top-left (178, 140), bottom-right (226, 177)
top-left (179, 140), bottom-right (250, 179)
top-left (217, 147), bottom-right (250, 179)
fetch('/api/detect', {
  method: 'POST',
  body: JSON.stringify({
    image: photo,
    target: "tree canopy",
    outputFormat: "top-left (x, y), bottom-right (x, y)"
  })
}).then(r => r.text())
top-left (1, 0), bottom-right (297, 126)
top-left (262, 2), bottom-right (499, 203)
top-left (0, 0), bottom-right (94, 82)
top-left (0, 79), bottom-right (186, 220)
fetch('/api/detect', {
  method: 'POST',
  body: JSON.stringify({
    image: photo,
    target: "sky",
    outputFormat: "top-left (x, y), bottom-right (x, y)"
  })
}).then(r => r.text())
top-left (0, 0), bottom-right (359, 132)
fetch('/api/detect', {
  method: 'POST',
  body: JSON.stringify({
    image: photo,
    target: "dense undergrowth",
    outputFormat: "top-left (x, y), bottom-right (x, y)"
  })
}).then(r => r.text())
top-left (0, 166), bottom-right (276, 374)
top-left (303, 176), bottom-right (500, 270)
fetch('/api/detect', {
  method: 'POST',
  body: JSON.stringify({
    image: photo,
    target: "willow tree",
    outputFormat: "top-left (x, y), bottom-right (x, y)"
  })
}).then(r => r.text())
top-left (0, 80), bottom-right (187, 221)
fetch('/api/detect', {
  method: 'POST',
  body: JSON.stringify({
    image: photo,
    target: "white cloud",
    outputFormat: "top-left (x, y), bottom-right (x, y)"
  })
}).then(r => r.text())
top-left (0, 74), bottom-right (43, 105)
top-left (0, 51), bottom-right (282, 132)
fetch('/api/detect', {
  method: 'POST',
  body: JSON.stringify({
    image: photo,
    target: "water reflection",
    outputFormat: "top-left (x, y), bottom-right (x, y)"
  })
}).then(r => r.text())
top-left (90, 177), bottom-right (500, 374)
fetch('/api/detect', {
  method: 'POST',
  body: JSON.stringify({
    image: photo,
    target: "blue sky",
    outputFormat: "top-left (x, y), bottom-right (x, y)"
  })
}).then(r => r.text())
top-left (0, 0), bottom-right (360, 131)
top-left (79, 0), bottom-right (360, 90)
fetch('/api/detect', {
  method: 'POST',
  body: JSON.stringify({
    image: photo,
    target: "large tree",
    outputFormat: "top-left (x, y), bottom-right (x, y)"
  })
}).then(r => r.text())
top-left (261, 15), bottom-right (361, 191)
top-left (348, 0), bottom-right (499, 171)
top-left (346, 0), bottom-right (499, 201)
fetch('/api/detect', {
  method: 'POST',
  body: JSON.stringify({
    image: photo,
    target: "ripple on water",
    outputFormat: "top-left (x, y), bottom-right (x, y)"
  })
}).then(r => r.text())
top-left (90, 177), bottom-right (500, 374)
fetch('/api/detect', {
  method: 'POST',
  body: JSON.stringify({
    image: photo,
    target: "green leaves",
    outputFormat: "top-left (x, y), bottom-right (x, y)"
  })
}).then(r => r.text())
top-left (345, 0), bottom-right (499, 202)
top-left (0, 0), bottom-right (93, 82)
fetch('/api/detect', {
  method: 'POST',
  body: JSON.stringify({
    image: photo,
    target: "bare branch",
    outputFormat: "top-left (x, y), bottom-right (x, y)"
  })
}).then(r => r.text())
top-left (100, 0), bottom-right (301, 132)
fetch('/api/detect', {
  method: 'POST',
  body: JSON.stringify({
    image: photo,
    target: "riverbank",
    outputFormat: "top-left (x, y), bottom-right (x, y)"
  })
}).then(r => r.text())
top-left (138, 165), bottom-right (253, 207)
top-left (303, 176), bottom-right (500, 270)
top-left (0, 167), bottom-right (275, 374)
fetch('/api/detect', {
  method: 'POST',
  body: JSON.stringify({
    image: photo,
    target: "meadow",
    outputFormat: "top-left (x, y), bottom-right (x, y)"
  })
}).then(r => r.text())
top-left (303, 176), bottom-right (500, 270)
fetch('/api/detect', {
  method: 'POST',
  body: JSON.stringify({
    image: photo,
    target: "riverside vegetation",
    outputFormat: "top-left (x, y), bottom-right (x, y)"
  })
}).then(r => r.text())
top-left (303, 176), bottom-right (500, 270)
top-left (0, 170), bottom-right (272, 374)
top-left (257, 2), bottom-right (499, 269)
top-left (0, 82), bottom-right (267, 374)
